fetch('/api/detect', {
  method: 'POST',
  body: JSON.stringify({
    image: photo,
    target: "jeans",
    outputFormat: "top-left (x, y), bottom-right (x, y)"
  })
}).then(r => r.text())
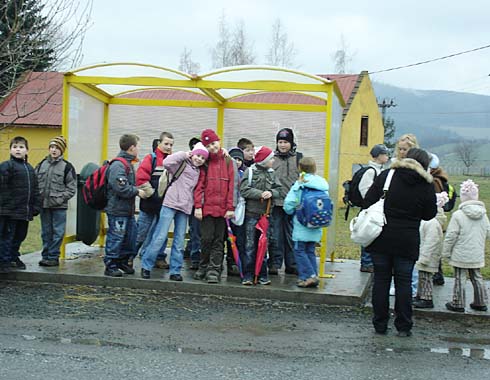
top-left (243, 216), bottom-right (268, 281)
top-left (104, 215), bottom-right (137, 266)
top-left (40, 208), bottom-right (67, 260)
top-left (268, 206), bottom-right (296, 270)
top-left (371, 252), bottom-right (415, 333)
top-left (0, 217), bottom-right (28, 265)
top-left (188, 212), bottom-right (201, 264)
top-left (199, 216), bottom-right (226, 275)
top-left (294, 241), bottom-right (318, 280)
top-left (141, 206), bottom-right (188, 275)
top-left (136, 211), bottom-right (166, 260)
top-left (360, 246), bottom-right (373, 268)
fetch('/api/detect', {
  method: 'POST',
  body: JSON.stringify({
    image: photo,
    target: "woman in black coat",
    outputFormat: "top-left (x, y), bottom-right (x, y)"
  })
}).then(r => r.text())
top-left (364, 148), bottom-right (437, 336)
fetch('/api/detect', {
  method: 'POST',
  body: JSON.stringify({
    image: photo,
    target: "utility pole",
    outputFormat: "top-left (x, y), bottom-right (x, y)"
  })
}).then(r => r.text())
top-left (377, 98), bottom-right (397, 125)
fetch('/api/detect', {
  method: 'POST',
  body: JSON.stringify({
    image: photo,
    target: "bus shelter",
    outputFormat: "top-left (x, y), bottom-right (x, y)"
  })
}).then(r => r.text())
top-left (61, 63), bottom-right (345, 278)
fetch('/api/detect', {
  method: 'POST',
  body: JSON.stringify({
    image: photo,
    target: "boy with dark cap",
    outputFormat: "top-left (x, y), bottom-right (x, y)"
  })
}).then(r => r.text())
top-left (358, 144), bottom-right (389, 272)
top-left (193, 129), bottom-right (237, 283)
top-left (268, 128), bottom-right (302, 275)
top-left (237, 138), bottom-right (255, 167)
top-left (35, 136), bottom-right (77, 266)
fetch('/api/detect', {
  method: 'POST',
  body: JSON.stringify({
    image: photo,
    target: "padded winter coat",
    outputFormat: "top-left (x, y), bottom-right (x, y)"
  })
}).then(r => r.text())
top-left (0, 156), bottom-right (41, 220)
top-left (240, 164), bottom-right (281, 217)
top-left (272, 150), bottom-right (301, 205)
top-left (415, 208), bottom-right (446, 273)
top-left (194, 150), bottom-right (236, 217)
top-left (442, 200), bottom-right (490, 269)
top-left (136, 147), bottom-right (169, 214)
top-left (105, 151), bottom-right (139, 216)
top-left (364, 158), bottom-right (437, 260)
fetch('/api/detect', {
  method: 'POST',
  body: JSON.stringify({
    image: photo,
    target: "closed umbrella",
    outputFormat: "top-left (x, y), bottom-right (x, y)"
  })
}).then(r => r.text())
top-left (254, 199), bottom-right (272, 284)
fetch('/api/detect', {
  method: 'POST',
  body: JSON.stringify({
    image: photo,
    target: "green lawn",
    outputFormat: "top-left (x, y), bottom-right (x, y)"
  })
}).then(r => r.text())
top-left (334, 175), bottom-right (490, 279)
top-left (21, 175), bottom-right (490, 279)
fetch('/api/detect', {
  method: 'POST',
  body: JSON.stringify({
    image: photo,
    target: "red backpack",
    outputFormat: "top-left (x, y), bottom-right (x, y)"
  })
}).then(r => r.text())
top-left (82, 158), bottom-right (130, 210)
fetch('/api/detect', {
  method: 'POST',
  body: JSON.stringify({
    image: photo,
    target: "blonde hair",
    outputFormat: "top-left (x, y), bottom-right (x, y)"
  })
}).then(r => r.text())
top-left (395, 133), bottom-right (419, 158)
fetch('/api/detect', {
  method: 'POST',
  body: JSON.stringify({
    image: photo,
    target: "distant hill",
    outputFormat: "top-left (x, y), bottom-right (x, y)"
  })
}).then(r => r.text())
top-left (372, 82), bottom-right (490, 149)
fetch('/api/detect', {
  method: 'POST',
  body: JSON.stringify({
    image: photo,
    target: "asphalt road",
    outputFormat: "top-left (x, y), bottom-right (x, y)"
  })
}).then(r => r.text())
top-left (0, 282), bottom-right (489, 379)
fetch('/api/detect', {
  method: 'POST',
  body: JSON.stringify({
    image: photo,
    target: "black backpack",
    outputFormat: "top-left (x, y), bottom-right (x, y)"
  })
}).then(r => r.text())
top-left (442, 181), bottom-right (457, 212)
top-left (342, 166), bottom-right (377, 220)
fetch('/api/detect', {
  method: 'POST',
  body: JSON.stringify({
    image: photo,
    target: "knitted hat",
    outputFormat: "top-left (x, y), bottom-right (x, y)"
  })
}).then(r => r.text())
top-left (201, 129), bottom-right (220, 146)
top-left (429, 152), bottom-right (440, 169)
top-left (460, 179), bottom-right (479, 202)
top-left (370, 144), bottom-right (389, 158)
top-left (49, 136), bottom-right (67, 154)
top-left (188, 136), bottom-right (201, 150)
top-left (228, 147), bottom-right (244, 162)
top-left (276, 128), bottom-right (294, 145)
top-left (254, 146), bottom-right (274, 166)
top-left (191, 142), bottom-right (209, 159)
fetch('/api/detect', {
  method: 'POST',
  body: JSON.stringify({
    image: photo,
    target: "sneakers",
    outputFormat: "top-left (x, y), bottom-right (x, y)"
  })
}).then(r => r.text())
top-left (297, 276), bottom-right (319, 288)
top-left (154, 258), bottom-right (169, 269)
top-left (360, 266), bottom-right (374, 273)
top-left (11, 258), bottom-right (26, 270)
top-left (432, 272), bottom-right (445, 286)
top-left (104, 267), bottom-right (123, 277)
top-left (39, 259), bottom-right (59, 267)
top-left (169, 274), bottom-right (183, 281)
top-left (259, 278), bottom-right (271, 285)
top-left (445, 302), bottom-right (465, 313)
top-left (206, 273), bottom-right (219, 284)
top-left (127, 257), bottom-right (134, 269)
top-left (413, 299), bottom-right (434, 309)
top-left (117, 262), bottom-right (135, 275)
top-left (193, 270), bottom-right (206, 280)
top-left (141, 268), bottom-right (151, 279)
top-left (241, 279), bottom-right (253, 286)
top-left (470, 303), bottom-right (488, 312)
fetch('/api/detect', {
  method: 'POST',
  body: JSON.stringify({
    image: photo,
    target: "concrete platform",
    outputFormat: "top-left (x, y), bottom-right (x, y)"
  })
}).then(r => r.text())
top-left (2, 243), bottom-right (372, 306)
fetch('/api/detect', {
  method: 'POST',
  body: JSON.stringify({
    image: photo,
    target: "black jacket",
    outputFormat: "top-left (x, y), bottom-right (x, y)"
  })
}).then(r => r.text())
top-left (364, 158), bottom-right (437, 260)
top-left (0, 156), bottom-right (41, 220)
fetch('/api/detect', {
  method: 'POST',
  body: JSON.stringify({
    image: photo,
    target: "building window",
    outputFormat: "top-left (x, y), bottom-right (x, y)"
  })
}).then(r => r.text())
top-left (360, 116), bottom-right (369, 146)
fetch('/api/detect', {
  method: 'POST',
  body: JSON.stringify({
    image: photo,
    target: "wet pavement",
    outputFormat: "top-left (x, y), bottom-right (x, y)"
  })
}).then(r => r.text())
top-left (0, 282), bottom-right (489, 380)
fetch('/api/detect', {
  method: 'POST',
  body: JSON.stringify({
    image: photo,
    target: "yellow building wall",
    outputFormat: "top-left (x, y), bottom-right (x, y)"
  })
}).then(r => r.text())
top-left (337, 75), bottom-right (384, 205)
top-left (0, 126), bottom-right (61, 166)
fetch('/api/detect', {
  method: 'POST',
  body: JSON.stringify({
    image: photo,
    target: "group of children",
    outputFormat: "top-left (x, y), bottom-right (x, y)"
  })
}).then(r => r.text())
top-left (0, 127), bottom-right (330, 290)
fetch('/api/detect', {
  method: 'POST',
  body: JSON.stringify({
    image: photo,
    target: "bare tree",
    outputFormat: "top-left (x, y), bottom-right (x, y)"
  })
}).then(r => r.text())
top-left (211, 11), bottom-right (255, 68)
top-left (0, 0), bottom-right (92, 128)
top-left (178, 47), bottom-right (200, 74)
top-left (455, 140), bottom-right (479, 175)
top-left (331, 34), bottom-right (355, 74)
top-left (265, 18), bottom-right (297, 68)
top-left (229, 20), bottom-right (255, 66)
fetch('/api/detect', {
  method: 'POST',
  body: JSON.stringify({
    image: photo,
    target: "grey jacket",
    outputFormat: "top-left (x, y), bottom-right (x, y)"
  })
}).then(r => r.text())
top-left (240, 164), bottom-right (281, 216)
top-left (35, 156), bottom-right (76, 209)
top-left (105, 151), bottom-right (139, 216)
top-left (272, 151), bottom-right (301, 206)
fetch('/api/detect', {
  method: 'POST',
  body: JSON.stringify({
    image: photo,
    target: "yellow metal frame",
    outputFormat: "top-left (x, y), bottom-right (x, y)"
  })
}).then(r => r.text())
top-left (61, 63), bottom-right (346, 277)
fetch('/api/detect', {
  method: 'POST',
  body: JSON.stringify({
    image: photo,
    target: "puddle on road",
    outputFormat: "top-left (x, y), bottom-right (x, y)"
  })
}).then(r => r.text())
top-left (385, 347), bottom-right (490, 360)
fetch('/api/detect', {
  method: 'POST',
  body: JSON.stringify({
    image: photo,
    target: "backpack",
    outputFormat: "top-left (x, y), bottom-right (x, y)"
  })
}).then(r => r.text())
top-left (82, 158), bottom-right (130, 210)
top-left (342, 166), bottom-right (377, 220)
top-left (157, 158), bottom-right (187, 197)
top-left (442, 182), bottom-right (457, 212)
top-left (36, 158), bottom-right (76, 184)
top-left (296, 187), bottom-right (333, 228)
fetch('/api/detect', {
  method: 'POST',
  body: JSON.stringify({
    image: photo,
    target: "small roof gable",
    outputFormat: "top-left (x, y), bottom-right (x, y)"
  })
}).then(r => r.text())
top-left (0, 72), bottom-right (63, 126)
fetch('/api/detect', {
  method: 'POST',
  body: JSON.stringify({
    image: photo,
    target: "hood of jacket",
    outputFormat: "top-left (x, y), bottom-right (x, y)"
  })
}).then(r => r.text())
top-left (459, 200), bottom-right (487, 220)
top-left (117, 150), bottom-right (136, 162)
top-left (430, 167), bottom-right (449, 182)
top-left (368, 160), bottom-right (385, 172)
top-left (299, 173), bottom-right (329, 192)
top-left (390, 158), bottom-right (433, 185)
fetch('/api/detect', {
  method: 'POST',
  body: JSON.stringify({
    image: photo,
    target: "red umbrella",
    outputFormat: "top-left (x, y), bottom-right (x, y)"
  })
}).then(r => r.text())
top-left (254, 199), bottom-right (272, 284)
top-left (226, 218), bottom-right (243, 278)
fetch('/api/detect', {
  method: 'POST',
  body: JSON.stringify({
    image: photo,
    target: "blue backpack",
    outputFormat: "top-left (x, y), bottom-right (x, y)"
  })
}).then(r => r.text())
top-left (296, 187), bottom-right (333, 228)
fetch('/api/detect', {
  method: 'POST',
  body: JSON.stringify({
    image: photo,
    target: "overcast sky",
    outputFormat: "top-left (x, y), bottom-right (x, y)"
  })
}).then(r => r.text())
top-left (78, 0), bottom-right (490, 95)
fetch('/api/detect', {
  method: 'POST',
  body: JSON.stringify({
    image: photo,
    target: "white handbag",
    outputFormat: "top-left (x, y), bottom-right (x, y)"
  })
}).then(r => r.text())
top-left (350, 169), bottom-right (395, 247)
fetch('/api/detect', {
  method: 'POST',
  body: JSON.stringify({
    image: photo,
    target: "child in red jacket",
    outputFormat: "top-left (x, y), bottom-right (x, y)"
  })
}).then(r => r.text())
top-left (193, 129), bottom-right (237, 283)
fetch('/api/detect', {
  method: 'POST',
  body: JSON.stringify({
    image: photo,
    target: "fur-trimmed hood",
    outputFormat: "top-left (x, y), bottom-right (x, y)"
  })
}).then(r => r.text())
top-left (390, 158), bottom-right (433, 184)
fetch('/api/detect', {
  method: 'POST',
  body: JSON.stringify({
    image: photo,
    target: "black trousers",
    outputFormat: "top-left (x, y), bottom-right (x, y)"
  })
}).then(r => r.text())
top-left (199, 216), bottom-right (226, 275)
top-left (371, 252), bottom-right (415, 333)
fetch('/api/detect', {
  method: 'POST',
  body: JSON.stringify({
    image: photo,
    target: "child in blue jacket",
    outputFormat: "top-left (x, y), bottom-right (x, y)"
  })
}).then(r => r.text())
top-left (283, 157), bottom-right (329, 288)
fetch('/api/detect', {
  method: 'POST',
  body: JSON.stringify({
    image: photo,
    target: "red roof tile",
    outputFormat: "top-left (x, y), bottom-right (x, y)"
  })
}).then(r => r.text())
top-left (0, 72), bottom-right (63, 126)
top-left (120, 89), bottom-right (210, 101)
top-left (317, 74), bottom-right (360, 104)
top-left (231, 92), bottom-right (324, 104)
